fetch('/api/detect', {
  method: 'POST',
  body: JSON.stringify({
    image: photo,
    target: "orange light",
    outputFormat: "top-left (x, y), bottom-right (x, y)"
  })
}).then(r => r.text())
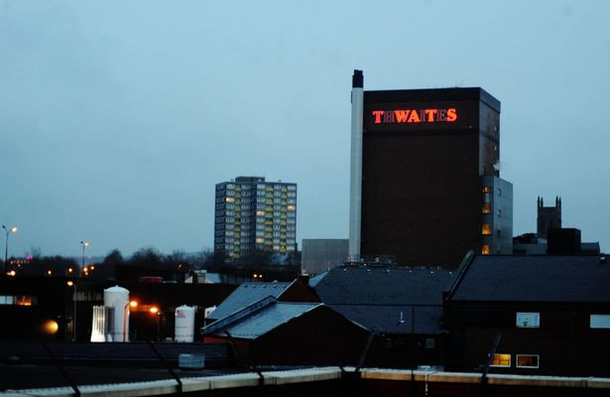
top-left (407, 110), bottom-right (420, 123)
top-left (446, 108), bottom-right (458, 122)
top-left (43, 320), bottom-right (59, 334)
top-left (90, 265), bottom-right (95, 270)
top-left (149, 306), bottom-right (159, 314)
top-left (68, 268), bottom-right (73, 273)
top-left (372, 107), bottom-right (458, 124)
top-left (47, 270), bottom-right (52, 275)
top-left (130, 300), bottom-right (138, 308)
top-left (67, 281), bottom-right (74, 287)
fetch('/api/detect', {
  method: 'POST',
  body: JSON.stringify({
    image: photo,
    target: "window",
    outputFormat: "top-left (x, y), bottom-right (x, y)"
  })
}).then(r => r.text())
top-left (590, 314), bottom-right (610, 329)
top-left (481, 244), bottom-right (491, 255)
top-left (0, 295), bottom-right (37, 306)
top-left (491, 353), bottom-right (511, 367)
top-left (482, 224), bottom-right (492, 235)
top-left (516, 312), bottom-right (540, 328)
top-left (516, 354), bottom-right (539, 369)
top-left (482, 186), bottom-right (492, 193)
top-left (482, 203), bottom-right (492, 214)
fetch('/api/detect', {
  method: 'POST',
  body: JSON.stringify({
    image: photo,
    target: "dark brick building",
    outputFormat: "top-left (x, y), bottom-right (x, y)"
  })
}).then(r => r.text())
top-left (445, 253), bottom-right (610, 377)
top-left (355, 80), bottom-right (512, 268)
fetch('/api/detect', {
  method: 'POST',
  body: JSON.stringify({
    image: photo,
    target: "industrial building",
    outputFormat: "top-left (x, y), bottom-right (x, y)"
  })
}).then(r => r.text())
top-left (214, 176), bottom-right (297, 262)
top-left (349, 70), bottom-right (513, 268)
top-left (301, 238), bottom-right (348, 275)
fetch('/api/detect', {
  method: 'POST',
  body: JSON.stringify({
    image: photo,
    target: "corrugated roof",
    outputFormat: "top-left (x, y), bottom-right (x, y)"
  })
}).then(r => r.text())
top-left (330, 304), bottom-right (443, 335)
top-left (220, 302), bottom-right (321, 339)
top-left (450, 255), bottom-right (610, 302)
top-left (314, 266), bottom-right (456, 305)
top-left (208, 281), bottom-right (292, 320)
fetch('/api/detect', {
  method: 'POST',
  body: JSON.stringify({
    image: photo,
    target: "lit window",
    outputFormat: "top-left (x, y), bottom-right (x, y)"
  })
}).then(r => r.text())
top-left (517, 354), bottom-right (539, 369)
top-left (481, 244), bottom-right (491, 255)
top-left (590, 314), bottom-right (610, 329)
top-left (482, 186), bottom-right (492, 193)
top-left (287, 205), bottom-right (296, 211)
top-left (256, 237), bottom-right (264, 244)
top-left (0, 295), bottom-right (37, 306)
top-left (516, 312), bottom-right (540, 328)
top-left (226, 197), bottom-right (235, 203)
top-left (256, 210), bottom-right (265, 216)
top-left (482, 224), bottom-right (492, 235)
top-left (482, 203), bottom-right (491, 214)
top-left (491, 354), bottom-right (511, 367)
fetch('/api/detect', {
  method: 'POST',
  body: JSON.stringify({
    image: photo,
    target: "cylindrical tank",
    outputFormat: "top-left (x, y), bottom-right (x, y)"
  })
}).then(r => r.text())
top-left (104, 285), bottom-right (130, 342)
top-left (175, 305), bottom-right (195, 342)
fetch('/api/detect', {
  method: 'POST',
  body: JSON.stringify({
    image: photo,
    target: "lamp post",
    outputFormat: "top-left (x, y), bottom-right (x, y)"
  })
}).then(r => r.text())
top-left (80, 241), bottom-right (90, 277)
top-left (68, 281), bottom-right (77, 341)
top-left (123, 300), bottom-right (137, 342)
top-left (2, 225), bottom-right (18, 273)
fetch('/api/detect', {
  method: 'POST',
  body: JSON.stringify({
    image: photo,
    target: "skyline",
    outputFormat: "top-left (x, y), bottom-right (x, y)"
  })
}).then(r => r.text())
top-left (1, 1), bottom-right (609, 257)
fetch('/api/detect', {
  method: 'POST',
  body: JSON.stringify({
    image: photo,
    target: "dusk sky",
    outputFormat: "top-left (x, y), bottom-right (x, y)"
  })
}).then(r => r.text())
top-left (1, 0), bottom-right (609, 258)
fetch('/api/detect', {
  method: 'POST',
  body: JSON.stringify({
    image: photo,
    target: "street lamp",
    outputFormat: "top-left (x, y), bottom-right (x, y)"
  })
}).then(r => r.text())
top-left (123, 300), bottom-right (137, 342)
top-left (80, 241), bottom-right (90, 277)
top-left (2, 225), bottom-right (18, 273)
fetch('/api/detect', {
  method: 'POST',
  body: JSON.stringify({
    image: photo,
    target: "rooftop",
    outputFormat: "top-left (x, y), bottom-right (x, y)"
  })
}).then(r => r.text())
top-left (207, 281), bottom-right (292, 320)
top-left (448, 254), bottom-right (610, 302)
top-left (313, 266), bottom-right (456, 306)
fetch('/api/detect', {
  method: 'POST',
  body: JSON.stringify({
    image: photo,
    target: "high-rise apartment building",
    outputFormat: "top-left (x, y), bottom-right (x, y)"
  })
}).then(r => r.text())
top-left (349, 70), bottom-right (513, 268)
top-left (214, 176), bottom-right (297, 261)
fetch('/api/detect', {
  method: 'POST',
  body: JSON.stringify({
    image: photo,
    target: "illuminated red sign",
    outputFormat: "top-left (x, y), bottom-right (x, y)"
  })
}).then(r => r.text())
top-left (372, 108), bottom-right (457, 124)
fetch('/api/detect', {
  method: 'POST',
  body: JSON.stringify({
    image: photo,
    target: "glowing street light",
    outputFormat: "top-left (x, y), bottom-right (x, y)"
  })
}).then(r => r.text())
top-left (80, 241), bottom-right (90, 277)
top-left (2, 225), bottom-right (18, 272)
top-left (123, 300), bottom-right (138, 342)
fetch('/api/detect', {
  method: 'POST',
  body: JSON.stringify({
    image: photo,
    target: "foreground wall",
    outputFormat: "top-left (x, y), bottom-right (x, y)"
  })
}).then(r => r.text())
top-left (4, 367), bottom-right (610, 397)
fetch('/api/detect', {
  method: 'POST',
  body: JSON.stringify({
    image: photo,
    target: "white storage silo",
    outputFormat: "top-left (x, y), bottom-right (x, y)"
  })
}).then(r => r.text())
top-left (174, 305), bottom-right (195, 342)
top-left (104, 285), bottom-right (130, 342)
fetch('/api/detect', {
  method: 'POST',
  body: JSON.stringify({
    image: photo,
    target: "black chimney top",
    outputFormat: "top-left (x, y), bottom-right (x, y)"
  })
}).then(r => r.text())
top-left (352, 70), bottom-right (363, 88)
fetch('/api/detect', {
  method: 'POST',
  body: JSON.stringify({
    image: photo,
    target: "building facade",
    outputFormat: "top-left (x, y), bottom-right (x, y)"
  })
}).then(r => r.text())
top-left (301, 239), bottom-right (348, 275)
top-left (214, 176), bottom-right (297, 261)
top-left (349, 71), bottom-right (513, 268)
top-left (445, 254), bottom-right (610, 377)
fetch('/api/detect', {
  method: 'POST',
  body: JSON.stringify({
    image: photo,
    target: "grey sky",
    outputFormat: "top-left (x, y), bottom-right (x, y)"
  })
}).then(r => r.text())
top-left (1, 0), bottom-right (609, 258)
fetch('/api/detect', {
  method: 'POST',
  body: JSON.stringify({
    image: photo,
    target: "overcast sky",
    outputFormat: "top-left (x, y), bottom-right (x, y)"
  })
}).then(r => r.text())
top-left (1, 0), bottom-right (609, 258)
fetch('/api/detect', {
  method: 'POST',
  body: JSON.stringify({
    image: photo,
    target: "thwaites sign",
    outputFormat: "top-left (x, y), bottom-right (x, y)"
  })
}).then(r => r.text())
top-left (363, 101), bottom-right (479, 133)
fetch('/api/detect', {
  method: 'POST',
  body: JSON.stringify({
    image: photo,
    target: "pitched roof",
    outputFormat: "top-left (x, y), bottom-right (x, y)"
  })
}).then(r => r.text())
top-left (313, 266), bottom-right (457, 305)
top-left (207, 281), bottom-right (292, 320)
top-left (330, 304), bottom-right (443, 334)
top-left (211, 302), bottom-right (321, 339)
top-left (206, 297), bottom-right (352, 340)
top-left (448, 255), bottom-right (610, 302)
